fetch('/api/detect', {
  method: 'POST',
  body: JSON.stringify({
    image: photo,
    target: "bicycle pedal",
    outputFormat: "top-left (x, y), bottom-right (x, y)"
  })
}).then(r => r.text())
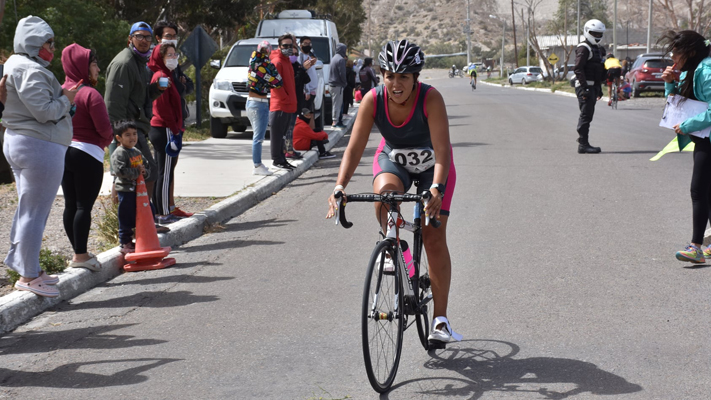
top-left (428, 340), bottom-right (447, 350)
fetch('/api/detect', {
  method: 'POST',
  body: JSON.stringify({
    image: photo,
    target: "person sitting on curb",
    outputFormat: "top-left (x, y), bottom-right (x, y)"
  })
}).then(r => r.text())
top-left (110, 121), bottom-right (151, 254)
top-left (293, 109), bottom-right (335, 159)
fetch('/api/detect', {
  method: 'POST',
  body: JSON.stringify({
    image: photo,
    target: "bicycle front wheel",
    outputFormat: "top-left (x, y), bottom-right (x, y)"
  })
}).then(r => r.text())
top-left (362, 240), bottom-right (404, 393)
top-left (415, 246), bottom-right (433, 350)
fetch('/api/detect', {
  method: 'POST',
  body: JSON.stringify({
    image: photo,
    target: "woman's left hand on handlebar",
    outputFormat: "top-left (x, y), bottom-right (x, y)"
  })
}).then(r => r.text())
top-left (424, 190), bottom-right (443, 220)
top-left (326, 191), bottom-right (344, 219)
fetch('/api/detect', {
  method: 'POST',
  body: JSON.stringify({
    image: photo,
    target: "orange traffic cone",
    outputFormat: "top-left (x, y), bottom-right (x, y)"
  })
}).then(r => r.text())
top-left (123, 175), bottom-right (176, 272)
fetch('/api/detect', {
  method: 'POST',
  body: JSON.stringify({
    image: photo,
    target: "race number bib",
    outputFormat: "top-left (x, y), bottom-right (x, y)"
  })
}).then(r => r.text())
top-left (388, 147), bottom-right (436, 174)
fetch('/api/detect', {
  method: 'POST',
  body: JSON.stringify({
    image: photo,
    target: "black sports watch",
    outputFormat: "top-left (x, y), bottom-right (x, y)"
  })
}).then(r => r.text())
top-left (430, 183), bottom-right (445, 198)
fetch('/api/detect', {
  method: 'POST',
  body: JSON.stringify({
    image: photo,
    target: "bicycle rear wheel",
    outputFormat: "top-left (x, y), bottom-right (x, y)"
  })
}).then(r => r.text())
top-left (415, 247), bottom-right (433, 350)
top-left (362, 240), bottom-right (404, 393)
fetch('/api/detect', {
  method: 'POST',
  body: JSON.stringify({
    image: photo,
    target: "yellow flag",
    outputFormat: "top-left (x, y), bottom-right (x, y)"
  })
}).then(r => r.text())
top-left (650, 137), bottom-right (695, 161)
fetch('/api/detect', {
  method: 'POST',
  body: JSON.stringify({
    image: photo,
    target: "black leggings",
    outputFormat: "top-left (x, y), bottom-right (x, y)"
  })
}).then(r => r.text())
top-left (690, 136), bottom-right (711, 244)
top-left (62, 147), bottom-right (104, 255)
top-left (148, 126), bottom-right (178, 216)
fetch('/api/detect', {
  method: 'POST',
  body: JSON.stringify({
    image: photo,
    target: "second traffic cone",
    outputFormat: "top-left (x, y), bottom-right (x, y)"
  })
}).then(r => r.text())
top-left (124, 175), bottom-right (176, 272)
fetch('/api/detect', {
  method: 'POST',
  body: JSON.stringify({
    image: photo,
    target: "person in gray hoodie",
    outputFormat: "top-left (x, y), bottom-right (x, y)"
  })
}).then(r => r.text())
top-left (2, 16), bottom-right (79, 297)
top-left (328, 43), bottom-right (347, 128)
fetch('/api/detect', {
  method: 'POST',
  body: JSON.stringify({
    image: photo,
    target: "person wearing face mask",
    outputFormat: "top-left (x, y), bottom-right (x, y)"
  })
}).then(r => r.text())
top-left (147, 43), bottom-right (183, 224)
top-left (297, 37), bottom-right (319, 120)
top-left (287, 46), bottom-right (311, 160)
top-left (105, 21), bottom-right (169, 232)
top-left (153, 20), bottom-right (194, 218)
top-left (60, 43), bottom-right (114, 272)
top-left (269, 33), bottom-right (298, 170)
top-left (2, 16), bottom-right (79, 297)
top-left (247, 40), bottom-right (283, 175)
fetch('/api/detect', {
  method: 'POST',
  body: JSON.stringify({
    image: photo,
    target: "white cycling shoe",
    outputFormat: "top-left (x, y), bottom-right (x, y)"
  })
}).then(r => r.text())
top-left (375, 252), bottom-right (395, 273)
top-left (428, 316), bottom-right (463, 347)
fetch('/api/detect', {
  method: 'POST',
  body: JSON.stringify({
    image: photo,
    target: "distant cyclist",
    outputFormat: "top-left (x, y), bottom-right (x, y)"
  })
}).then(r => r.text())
top-left (326, 39), bottom-right (461, 346)
top-left (450, 64), bottom-right (457, 76)
top-left (469, 65), bottom-right (477, 89)
top-left (605, 54), bottom-right (622, 106)
top-left (486, 65), bottom-right (491, 79)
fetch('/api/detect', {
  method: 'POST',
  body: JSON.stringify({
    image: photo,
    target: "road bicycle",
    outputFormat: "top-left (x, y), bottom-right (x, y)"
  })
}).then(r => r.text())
top-left (611, 80), bottom-right (619, 110)
top-left (334, 190), bottom-right (441, 393)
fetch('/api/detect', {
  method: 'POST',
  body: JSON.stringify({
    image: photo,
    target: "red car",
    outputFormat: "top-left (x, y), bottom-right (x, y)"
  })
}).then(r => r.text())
top-left (625, 54), bottom-right (673, 97)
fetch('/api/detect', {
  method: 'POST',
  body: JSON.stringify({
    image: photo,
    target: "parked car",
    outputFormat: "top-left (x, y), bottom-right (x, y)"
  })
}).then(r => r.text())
top-left (625, 53), bottom-right (672, 97)
top-left (554, 64), bottom-right (576, 80)
top-left (255, 9), bottom-right (338, 125)
top-left (508, 66), bottom-right (544, 85)
top-left (208, 37), bottom-right (326, 139)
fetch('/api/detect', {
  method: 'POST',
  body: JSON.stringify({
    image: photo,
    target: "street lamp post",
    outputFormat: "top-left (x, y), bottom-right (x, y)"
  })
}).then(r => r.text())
top-left (490, 14), bottom-right (506, 77)
top-left (466, 0), bottom-right (471, 65)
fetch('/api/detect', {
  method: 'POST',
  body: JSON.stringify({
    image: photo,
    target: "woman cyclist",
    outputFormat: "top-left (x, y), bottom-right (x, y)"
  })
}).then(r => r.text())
top-left (326, 39), bottom-right (460, 345)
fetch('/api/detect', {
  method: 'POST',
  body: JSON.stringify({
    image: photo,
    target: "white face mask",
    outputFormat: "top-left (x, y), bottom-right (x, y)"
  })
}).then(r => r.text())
top-left (162, 39), bottom-right (178, 47)
top-left (166, 58), bottom-right (179, 71)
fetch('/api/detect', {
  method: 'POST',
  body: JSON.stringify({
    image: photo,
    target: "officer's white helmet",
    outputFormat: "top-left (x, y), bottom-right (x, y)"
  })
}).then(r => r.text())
top-left (583, 19), bottom-right (606, 44)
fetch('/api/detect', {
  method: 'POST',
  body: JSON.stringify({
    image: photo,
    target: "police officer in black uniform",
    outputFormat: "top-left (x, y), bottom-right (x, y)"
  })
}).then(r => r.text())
top-left (574, 19), bottom-right (607, 154)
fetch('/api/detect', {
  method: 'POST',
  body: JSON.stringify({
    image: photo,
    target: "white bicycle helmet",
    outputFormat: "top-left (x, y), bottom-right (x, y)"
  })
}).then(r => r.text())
top-left (583, 19), bottom-right (606, 44)
top-left (378, 39), bottom-right (425, 74)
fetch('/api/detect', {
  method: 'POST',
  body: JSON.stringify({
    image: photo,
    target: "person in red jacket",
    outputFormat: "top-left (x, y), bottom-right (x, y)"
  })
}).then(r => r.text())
top-left (147, 43), bottom-right (183, 224)
top-left (269, 34), bottom-right (298, 170)
top-left (61, 43), bottom-right (114, 272)
top-left (293, 109), bottom-right (335, 159)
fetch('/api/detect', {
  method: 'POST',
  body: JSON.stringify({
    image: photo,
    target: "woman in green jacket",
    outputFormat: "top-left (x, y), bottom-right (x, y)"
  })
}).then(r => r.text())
top-left (661, 30), bottom-right (711, 263)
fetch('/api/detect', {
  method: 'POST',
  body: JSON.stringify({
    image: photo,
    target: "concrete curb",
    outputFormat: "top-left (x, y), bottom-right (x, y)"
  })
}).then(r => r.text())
top-left (480, 80), bottom-right (608, 101)
top-left (0, 109), bottom-right (357, 335)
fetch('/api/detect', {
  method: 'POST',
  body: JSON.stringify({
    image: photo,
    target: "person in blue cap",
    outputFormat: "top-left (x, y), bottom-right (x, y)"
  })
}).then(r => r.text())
top-left (105, 21), bottom-right (170, 232)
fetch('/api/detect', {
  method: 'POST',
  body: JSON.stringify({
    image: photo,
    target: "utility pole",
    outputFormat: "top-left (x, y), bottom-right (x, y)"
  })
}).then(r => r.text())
top-left (501, 20), bottom-right (506, 76)
top-left (511, 0), bottom-right (518, 67)
top-left (368, 0), bottom-right (372, 56)
top-left (646, 0), bottom-right (653, 53)
top-left (613, 0), bottom-right (617, 57)
top-left (526, 8), bottom-right (530, 66)
top-left (577, 0), bottom-right (581, 42)
top-left (466, 0), bottom-right (471, 64)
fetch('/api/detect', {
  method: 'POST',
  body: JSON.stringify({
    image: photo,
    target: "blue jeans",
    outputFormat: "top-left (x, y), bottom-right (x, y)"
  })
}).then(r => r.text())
top-left (117, 191), bottom-right (137, 245)
top-left (246, 99), bottom-right (270, 166)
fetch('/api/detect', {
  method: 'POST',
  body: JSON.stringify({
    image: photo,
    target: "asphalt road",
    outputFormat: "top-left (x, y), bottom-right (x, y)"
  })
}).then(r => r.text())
top-left (2, 80), bottom-right (709, 399)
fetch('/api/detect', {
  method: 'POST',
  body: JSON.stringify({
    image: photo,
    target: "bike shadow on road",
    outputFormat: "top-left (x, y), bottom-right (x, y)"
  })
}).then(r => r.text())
top-left (0, 358), bottom-right (181, 389)
top-left (0, 324), bottom-right (165, 355)
top-left (382, 339), bottom-right (643, 399)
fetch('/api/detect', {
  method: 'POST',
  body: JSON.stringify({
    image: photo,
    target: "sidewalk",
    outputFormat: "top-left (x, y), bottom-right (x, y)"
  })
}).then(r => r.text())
top-left (2, 107), bottom-right (358, 335)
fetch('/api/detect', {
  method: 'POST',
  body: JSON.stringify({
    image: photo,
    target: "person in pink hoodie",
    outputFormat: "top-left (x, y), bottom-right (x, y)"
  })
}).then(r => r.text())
top-left (60, 43), bottom-right (113, 272)
top-left (147, 43), bottom-right (183, 224)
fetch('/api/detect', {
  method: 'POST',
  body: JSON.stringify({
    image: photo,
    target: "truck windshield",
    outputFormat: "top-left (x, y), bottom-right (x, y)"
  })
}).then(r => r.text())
top-left (224, 45), bottom-right (275, 67)
top-left (259, 19), bottom-right (326, 38)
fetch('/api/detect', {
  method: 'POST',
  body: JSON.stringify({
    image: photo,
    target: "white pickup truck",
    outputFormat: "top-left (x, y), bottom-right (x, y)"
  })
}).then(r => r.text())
top-left (208, 37), bottom-right (326, 138)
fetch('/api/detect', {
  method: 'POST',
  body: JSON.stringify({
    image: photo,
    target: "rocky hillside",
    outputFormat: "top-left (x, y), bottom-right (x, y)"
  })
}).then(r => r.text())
top-left (358, 0), bottom-right (560, 55)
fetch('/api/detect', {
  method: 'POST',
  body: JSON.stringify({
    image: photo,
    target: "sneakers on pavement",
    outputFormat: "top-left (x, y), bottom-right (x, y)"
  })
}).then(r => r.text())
top-left (120, 243), bottom-right (136, 254)
top-left (676, 244), bottom-right (705, 263)
top-left (171, 207), bottom-right (194, 218)
top-left (273, 161), bottom-right (295, 170)
top-left (319, 151), bottom-right (336, 159)
top-left (703, 246), bottom-right (711, 260)
top-left (286, 151), bottom-right (303, 159)
top-left (68, 256), bottom-right (101, 272)
top-left (15, 276), bottom-right (60, 297)
top-left (253, 164), bottom-right (273, 176)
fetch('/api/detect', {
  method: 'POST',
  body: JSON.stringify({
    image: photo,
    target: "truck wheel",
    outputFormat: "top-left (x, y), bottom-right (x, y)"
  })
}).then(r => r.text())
top-left (210, 117), bottom-right (228, 138)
